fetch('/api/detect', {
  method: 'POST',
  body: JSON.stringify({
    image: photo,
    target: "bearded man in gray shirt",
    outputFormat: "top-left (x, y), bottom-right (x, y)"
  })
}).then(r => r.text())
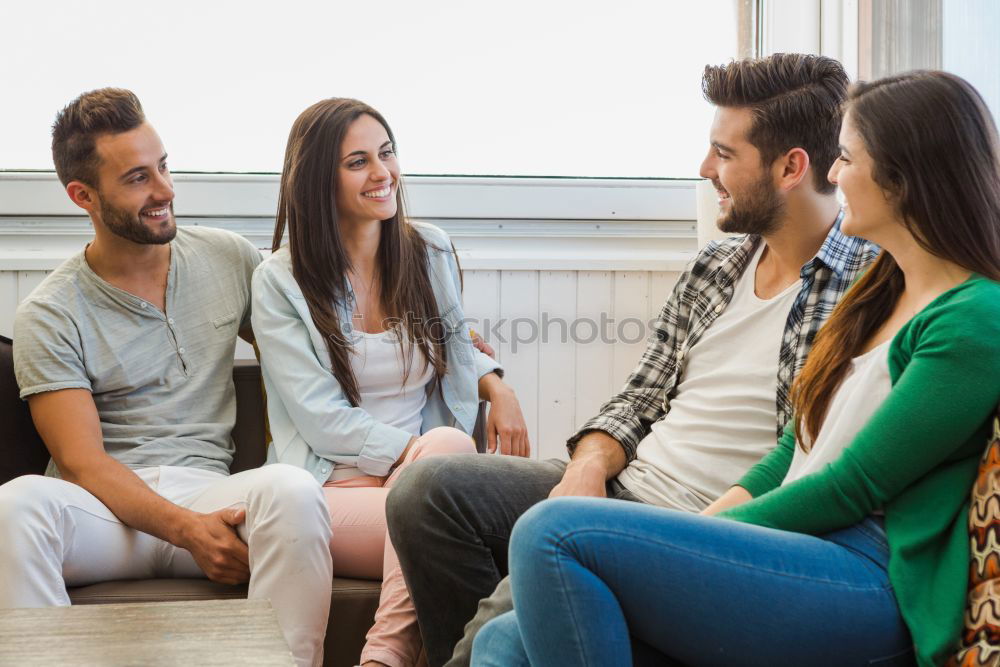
top-left (0, 88), bottom-right (333, 667)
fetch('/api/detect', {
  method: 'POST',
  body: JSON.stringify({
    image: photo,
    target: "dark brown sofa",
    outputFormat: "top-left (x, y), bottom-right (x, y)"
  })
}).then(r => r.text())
top-left (1, 335), bottom-right (483, 666)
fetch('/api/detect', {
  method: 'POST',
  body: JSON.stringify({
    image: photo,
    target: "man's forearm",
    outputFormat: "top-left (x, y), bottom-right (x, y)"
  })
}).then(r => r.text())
top-left (549, 430), bottom-right (628, 498)
top-left (568, 431), bottom-right (627, 479)
top-left (28, 389), bottom-right (200, 551)
top-left (478, 370), bottom-right (508, 401)
top-left (63, 455), bottom-right (197, 546)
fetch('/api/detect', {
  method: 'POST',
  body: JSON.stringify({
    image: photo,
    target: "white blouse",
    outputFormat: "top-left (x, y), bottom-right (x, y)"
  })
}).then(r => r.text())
top-left (349, 328), bottom-right (435, 439)
top-left (783, 339), bottom-right (892, 486)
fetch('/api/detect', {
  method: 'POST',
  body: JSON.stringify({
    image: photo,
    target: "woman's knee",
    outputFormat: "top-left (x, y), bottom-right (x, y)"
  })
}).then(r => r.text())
top-left (471, 611), bottom-right (530, 667)
top-left (414, 426), bottom-right (476, 458)
top-left (511, 497), bottom-right (587, 547)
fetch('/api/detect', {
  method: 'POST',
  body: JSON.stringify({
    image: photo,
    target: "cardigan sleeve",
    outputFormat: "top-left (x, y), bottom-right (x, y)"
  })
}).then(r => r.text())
top-left (736, 419), bottom-right (797, 498)
top-left (720, 282), bottom-right (1000, 534)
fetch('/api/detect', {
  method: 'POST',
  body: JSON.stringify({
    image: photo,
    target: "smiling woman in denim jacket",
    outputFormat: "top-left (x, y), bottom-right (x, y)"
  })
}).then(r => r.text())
top-left (251, 98), bottom-right (529, 667)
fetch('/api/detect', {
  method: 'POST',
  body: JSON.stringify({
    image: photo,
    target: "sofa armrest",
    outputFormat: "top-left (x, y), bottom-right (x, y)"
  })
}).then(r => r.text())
top-left (473, 401), bottom-right (488, 453)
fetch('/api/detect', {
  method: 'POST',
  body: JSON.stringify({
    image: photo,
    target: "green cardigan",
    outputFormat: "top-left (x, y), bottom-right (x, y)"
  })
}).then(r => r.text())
top-left (720, 275), bottom-right (1000, 667)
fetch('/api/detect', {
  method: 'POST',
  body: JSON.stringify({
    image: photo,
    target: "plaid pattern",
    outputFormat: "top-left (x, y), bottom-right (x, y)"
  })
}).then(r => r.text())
top-left (568, 213), bottom-right (879, 461)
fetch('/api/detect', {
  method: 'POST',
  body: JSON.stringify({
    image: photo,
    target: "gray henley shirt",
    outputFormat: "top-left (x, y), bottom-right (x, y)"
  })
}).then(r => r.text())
top-left (13, 225), bottom-right (262, 476)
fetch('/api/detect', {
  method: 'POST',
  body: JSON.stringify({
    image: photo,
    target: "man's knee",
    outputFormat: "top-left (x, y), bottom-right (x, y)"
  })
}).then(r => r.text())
top-left (0, 476), bottom-right (61, 551)
top-left (386, 455), bottom-right (477, 541)
top-left (0, 476), bottom-right (59, 523)
top-left (386, 456), bottom-right (450, 527)
top-left (245, 465), bottom-right (330, 538)
top-left (387, 455), bottom-right (559, 541)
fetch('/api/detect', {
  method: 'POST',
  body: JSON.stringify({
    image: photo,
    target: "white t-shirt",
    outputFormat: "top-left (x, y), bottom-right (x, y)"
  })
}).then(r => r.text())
top-left (783, 339), bottom-right (892, 486)
top-left (617, 243), bottom-right (801, 511)
top-left (350, 329), bottom-right (435, 438)
top-left (328, 329), bottom-right (435, 483)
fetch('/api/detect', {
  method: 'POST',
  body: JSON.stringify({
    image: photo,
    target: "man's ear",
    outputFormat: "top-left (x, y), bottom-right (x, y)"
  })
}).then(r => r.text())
top-left (65, 181), bottom-right (99, 214)
top-left (773, 147), bottom-right (811, 192)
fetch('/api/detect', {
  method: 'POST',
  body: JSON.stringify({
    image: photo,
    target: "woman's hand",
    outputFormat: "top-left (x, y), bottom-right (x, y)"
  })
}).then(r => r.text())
top-left (479, 373), bottom-right (530, 457)
top-left (470, 328), bottom-right (496, 359)
top-left (701, 486), bottom-right (752, 515)
top-left (392, 436), bottom-right (419, 470)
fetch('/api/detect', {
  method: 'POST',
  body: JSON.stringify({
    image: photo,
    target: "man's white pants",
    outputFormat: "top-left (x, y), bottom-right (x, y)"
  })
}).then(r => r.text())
top-left (0, 464), bottom-right (333, 667)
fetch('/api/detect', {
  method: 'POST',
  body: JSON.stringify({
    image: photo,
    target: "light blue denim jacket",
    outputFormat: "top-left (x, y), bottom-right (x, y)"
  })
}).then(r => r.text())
top-left (251, 222), bottom-right (502, 483)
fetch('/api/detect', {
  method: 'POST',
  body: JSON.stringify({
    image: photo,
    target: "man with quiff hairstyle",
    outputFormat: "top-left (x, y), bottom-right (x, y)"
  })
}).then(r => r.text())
top-left (0, 88), bottom-right (333, 667)
top-left (387, 53), bottom-right (878, 667)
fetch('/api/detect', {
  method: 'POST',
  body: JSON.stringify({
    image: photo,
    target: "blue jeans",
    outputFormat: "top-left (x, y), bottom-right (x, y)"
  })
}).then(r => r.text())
top-left (470, 498), bottom-right (914, 667)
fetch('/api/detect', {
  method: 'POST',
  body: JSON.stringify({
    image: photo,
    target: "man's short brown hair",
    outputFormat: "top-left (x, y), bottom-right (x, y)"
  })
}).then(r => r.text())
top-left (51, 88), bottom-right (146, 187)
top-left (702, 53), bottom-right (848, 194)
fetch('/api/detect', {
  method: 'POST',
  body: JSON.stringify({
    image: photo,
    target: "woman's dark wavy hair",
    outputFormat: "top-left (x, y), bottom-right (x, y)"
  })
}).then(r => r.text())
top-left (792, 71), bottom-right (1000, 447)
top-left (272, 98), bottom-right (446, 406)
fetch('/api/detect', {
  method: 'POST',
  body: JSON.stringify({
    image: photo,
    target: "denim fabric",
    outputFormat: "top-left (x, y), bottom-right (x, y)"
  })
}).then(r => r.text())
top-left (472, 497), bottom-right (914, 667)
top-left (386, 455), bottom-right (643, 666)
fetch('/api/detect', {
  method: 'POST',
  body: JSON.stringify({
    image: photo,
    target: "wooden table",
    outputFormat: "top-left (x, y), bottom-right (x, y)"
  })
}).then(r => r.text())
top-left (0, 599), bottom-right (295, 666)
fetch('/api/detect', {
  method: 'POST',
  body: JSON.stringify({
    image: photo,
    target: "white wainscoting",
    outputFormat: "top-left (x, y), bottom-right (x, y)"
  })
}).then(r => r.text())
top-left (0, 270), bottom-right (50, 337)
top-left (462, 269), bottom-right (681, 460)
top-left (0, 264), bottom-right (682, 462)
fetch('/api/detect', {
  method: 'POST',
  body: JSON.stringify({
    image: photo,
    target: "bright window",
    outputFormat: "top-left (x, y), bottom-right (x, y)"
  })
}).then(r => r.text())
top-left (2, 1), bottom-right (738, 178)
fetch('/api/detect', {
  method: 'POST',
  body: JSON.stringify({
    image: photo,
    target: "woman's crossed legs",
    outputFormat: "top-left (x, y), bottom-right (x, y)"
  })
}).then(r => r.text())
top-left (324, 426), bottom-right (477, 667)
top-left (472, 497), bottom-right (914, 667)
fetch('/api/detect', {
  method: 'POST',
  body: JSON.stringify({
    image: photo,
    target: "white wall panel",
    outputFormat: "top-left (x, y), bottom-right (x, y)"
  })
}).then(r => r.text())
top-left (648, 272), bottom-right (681, 323)
top-left (17, 271), bottom-right (48, 303)
top-left (0, 263), bottom-right (685, 462)
top-left (497, 271), bottom-right (540, 455)
top-left (461, 270), bottom-right (502, 364)
top-left (612, 272), bottom-right (651, 389)
top-left (0, 272), bottom-right (18, 338)
top-left (536, 271), bottom-right (578, 461)
top-left (573, 272), bottom-right (616, 437)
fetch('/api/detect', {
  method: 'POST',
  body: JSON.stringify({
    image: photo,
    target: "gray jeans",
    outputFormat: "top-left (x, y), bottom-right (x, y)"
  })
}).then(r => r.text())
top-left (385, 454), bottom-right (639, 667)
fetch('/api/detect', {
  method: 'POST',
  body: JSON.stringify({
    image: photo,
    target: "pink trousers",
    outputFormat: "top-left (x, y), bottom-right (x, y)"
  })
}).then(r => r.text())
top-left (323, 426), bottom-right (477, 667)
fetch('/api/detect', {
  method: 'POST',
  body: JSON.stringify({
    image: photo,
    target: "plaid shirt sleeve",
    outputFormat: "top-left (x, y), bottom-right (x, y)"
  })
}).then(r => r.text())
top-left (566, 257), bottom-right (700, 462)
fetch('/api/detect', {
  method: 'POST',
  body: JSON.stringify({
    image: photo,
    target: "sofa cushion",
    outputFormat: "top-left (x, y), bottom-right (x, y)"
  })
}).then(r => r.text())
top-left (0, 335), bottom-right (50, 485)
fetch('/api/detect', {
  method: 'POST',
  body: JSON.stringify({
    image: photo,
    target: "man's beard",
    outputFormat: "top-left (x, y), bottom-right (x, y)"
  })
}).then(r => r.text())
top-left (716, 173), bottom-right (784, 236)
top-left (98, 198), bottom-right (177, 245)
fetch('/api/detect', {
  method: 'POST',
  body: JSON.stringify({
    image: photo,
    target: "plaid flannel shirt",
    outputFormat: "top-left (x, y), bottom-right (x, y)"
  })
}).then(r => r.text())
top-left (568, 214), bottom-right (879, 461)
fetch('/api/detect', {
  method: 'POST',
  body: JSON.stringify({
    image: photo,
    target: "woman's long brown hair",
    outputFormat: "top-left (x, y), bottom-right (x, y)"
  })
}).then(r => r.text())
top-left (272, 98), bottom-right (447, 406)
top-left (791, 71), bottom-right (1000, 448)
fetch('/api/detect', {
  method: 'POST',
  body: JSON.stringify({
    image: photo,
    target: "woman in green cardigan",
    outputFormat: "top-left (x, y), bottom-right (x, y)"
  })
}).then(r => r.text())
top-left (469, 71), bottom-right (1000, 667)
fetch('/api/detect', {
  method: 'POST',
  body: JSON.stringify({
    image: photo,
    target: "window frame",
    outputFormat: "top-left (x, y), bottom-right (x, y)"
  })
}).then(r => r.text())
top-left (0, 0), bottom-right (844, 269)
